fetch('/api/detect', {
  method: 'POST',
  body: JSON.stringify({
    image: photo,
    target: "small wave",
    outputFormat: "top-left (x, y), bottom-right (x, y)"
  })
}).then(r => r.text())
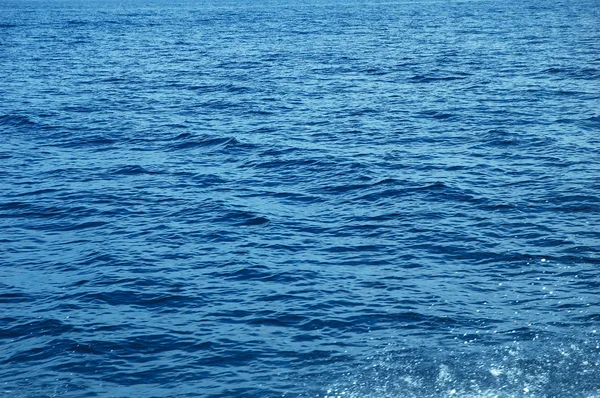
top-left (539, 66), bottom-right (600, 80)
top-left (0, 114), bottom-right (37, 128)
top-left (477, 129), bottom-right (520, 147)
top-left (412, 181), bottom-right (448, 191)
top-left (187, 82), bottom-right (252, 93)
top-left (361, 67), bottom-right (390, 76)
top-left (110, 165), bottom-right (163, 175)
top-left (0, 291), bottom-right (29, 304)
top-left (64, 19), bottom-right (91, 27)
top-left (579, 67), bottom-right (600, 78)
top-left (319, 178), bottom-right (398, 195)
top-left (352, 182), bottom-right (457, 203)
top-left (271, 191), bottom-right (324, 204)
top-left (221, 210), bottom-right (271, 227)
top-left (2, 318), bottom-right (74, 339)
top-left (242, 157), bottom-right (334, 172)
top-left (0, 201), bottom-right (30, 212)
top-left (75, 251), bottom-right (117, 266)
top-left (46, 221), bottom-right (107, 231)
top-left (542, 67), bottom-right (568, 74)
top-left (239, 216), bottom-right (270, 226)
top-left (189, 173), bottom-right (227, 186)
top-left (168, 135), bottom-right (241, 151)
top-left (417, 110), bottom-right (456, 120)
top-left (14, 188), bottom-right (59, 197)
top-left (0, 202), bottom-right (78, 219)
top-left (211, 264), bottom-right (272, 281)
top-left (76, 290), bottom-right (200, 309)
top-left (586, 115), bottom-right (600, 122)
top-left (410, 75), bottom-right (467, 83)
top-left (258, 145), bottom-right (301, 156)
top-left (46, 134), bottom-right (117, 149)
top-left (173, 132), bottom-right (193, 140)
top-left (99, 76), bottom-right (127, 83)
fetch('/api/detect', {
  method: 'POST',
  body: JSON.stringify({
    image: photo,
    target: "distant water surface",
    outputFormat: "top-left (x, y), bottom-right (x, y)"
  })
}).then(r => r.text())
top-left (1, 0), bottom-right (600, 396)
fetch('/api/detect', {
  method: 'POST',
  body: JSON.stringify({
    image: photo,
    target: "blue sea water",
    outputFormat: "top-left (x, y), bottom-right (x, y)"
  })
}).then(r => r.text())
top-left (1, 0), bottom-right (600, 396)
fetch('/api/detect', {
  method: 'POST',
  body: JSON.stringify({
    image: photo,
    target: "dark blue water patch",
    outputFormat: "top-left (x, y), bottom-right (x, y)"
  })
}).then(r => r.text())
top-left (239, 215), bottom-right (270, 226)
top-left (409, 74), bottom-right (469, 83)
top-left (74, 251), bottom-right (120, 267)
top-left (186, 82), bottom-right (254, 94)
top-left (110, 165), bottom-right (164, 176)
top-left (13, 188), bottom-right (60, 197)
top-left (0, 202), bottom-right (81, 219)
top-left (216, 209), bottom-right (271, 227)
top-left (5, 337), bottom-right (114, 369)
top-left (547, 194), bottom-right (600, 212)
top-left (0, 291), bottom-right (30, 304)
top-left (575, 67), bottom-right (600, 79)
top-left (359, 66), bottom-right (391, 76)
top-left (0, 114), bottom-right (37, 128)
top-left (64, 19), bottom-right (90, 27)
top-left (415, 110), bottom-right (457, 120)
top-left (51, 220), bottom-right (108, 231)
top-left (1, 318), bottom-right (76, 340)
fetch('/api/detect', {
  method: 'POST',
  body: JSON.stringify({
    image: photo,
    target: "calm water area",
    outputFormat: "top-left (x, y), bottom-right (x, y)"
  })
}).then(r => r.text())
top-left (1, 0), bottom-right (600, 396)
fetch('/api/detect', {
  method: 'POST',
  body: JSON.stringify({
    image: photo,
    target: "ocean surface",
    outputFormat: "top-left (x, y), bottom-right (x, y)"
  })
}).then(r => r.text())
top-left (1, 0), bottom-right (600, 396)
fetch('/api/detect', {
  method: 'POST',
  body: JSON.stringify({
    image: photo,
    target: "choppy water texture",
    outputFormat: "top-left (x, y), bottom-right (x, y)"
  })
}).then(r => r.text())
top-left (1, 0), bottom-right (600, 396)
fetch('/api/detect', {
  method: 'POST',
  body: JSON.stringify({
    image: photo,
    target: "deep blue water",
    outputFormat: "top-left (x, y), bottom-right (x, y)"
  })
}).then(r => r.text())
top-left (1, 0), bottom-right (600, 396)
